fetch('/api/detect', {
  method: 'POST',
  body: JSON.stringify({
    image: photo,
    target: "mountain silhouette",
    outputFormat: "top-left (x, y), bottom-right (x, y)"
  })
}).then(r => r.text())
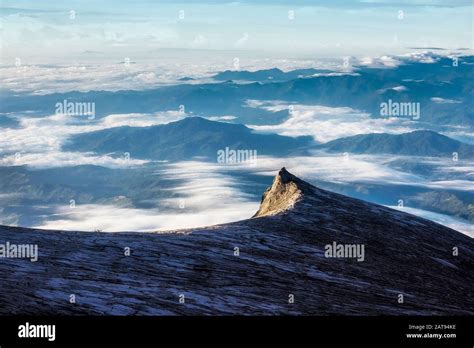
top-left (319, 130), bottom-right (474, 159)
top-left (64, 117), bottom-right (313, 161)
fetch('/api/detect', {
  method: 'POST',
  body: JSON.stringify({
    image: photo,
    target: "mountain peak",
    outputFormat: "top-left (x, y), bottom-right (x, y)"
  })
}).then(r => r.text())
top-left (253, 167), bottom-right (311, 217)
top-left (278, 167), bottom-right (296, 183)
top-left (178, 116), bottom-right (209, 124)
top-left (319, 130), bottom-right (474, 159)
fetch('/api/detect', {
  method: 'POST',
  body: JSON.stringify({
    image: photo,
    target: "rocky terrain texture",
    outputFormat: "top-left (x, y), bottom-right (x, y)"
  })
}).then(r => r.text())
top-left (0, 168), bottom-right (473, 315)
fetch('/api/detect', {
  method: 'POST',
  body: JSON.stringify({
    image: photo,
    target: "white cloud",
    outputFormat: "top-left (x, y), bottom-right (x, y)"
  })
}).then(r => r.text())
top-left (9, 154), bottom-right (474, 233)
top-left (441, 129), bottom-right (474, 145)
top-left (0, 63), bottom-right (211, 94)
top-left (35, 160), bottom-right (259, 232)
top-left (389, 205), bottom-right (474, 238)
top-left (0, 58), bottom-right (342, 94)
top-left (430, 97), bottom-right (462, 104)
top-left (0, 52), bottom-right (459, 95)
top-left (0, 110), bottom-right (185, 168)
top-left (219, 154), bottom-right (474, 192)
top-left (233, 154), bottom-right (423, 186)
top-left (247, 101), bottom-right (415, 143)
top-left (401, 51), bottom-right (440, 64)
top-left (101, 111), bottom-right (184, 128)
top-left (206, 116), bottom-right (237, 121)
top-left (358, 55), bottom-right (401, 68)
top-left (392, 86), bottom-right (408, 92)
top-left (35, 202), bottom-right (256, 232)
top-left (0, 151), bottom-right (148, 169)
top-left (356, 52), bottom-right (453, 69)
top-left (423, 180), bottom-right (474, 192)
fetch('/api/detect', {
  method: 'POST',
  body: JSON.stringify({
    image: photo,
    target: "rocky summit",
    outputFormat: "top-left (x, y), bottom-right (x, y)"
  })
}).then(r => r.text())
top-left (0, 168), bottom-right (472, 315)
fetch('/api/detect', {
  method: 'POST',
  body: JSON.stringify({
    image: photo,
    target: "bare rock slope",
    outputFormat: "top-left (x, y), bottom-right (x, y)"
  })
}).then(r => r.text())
top-left (0, 168), bottom-right (473, 315)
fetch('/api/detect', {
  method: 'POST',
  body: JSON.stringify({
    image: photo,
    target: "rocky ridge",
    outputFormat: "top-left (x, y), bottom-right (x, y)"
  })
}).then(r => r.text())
top-left (0, 168), bottom-right (472, 315)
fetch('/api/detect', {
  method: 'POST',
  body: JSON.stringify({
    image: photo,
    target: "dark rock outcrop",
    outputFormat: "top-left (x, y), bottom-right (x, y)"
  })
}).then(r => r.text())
top-left (0, 168), bottom-right (473, 315)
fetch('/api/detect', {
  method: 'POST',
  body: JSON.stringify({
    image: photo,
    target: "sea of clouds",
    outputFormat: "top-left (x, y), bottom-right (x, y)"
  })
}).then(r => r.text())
top-left (1, 100), bottom-right (473, 235)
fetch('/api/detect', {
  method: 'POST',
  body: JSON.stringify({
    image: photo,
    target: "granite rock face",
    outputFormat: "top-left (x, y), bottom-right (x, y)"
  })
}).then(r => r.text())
top-left (0, 168), bottom-right (473, 315)
top-left (253, 167), bottom-right (307, 217)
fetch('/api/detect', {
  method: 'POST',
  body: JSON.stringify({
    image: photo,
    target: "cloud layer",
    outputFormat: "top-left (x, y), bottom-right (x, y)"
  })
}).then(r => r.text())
top-left (248, 101), bottom-right (417, 142)
top-left (390, 206), bottom-right (474, 237)
top-left (32, 156), bottom-right (474, 236)
top-left (0, 111), bottom-right (185, 168)
top-left (35, 161), bottom-right (259, 232)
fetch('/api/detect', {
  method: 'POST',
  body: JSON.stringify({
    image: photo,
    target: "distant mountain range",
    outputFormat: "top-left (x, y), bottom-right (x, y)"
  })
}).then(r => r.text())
top-left (212, 68), bottom-right (333, 82)
top-left (66, 117), bottom-right (474, 160)
top-left (64, 117), bottom-right (313, 161)
top-left (1, 168), bottom-right (472, 315)
top-left (2, 55), bottom-right (472, 127)
top-left (318, 130), bottom-right (474, 159)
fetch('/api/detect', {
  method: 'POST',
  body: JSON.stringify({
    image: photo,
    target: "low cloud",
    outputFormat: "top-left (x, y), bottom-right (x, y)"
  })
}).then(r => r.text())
top-left (357, 51), bottom-right (449, 69)
top-left (233, 154), bottom-right (421, 186)
top-left (35, 161), bottom-right (259, 232)
top-left (220, 154), bottom-right (474, 192)
top-left (0, 151), bottom-right (148, 169)
top-left (35, 202), bottom-right (257, 232)
top-left (247, 101), bottom-right (415, 143)
top-left (389, 205), bottom-right (474, 238)
top-left (35, 155), bottom-right (473, 233)
top-left (101, 111), bottom-right (184, 128)
top-left (206, 116), bottom-right (237, 121)
top-left (358, 55), bottom-right (401, 68)
top-left (0, 58), bottom-right (342, 94)
top-left (430, 97), bottom-right (462, 104)
top-left (0, 111), bottom-right (184, 169)
top-left (392, 86), bottom-right (408, 92)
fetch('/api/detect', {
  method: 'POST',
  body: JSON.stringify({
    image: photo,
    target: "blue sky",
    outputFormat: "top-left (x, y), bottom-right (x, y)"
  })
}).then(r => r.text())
top-left (1, 0), bottom-right (472, 64)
